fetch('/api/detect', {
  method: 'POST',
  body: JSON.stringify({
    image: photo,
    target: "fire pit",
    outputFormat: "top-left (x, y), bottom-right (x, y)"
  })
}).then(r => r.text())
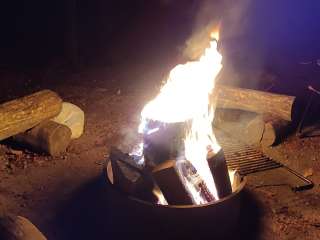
top-left (103, 27), bottom-right (247, 239)
top-left (104, 162), bottom-right (246, 239)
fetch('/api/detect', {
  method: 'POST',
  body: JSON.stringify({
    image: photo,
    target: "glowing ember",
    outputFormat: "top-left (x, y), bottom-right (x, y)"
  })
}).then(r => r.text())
top-left (138, 29), bottom-right (223, 202)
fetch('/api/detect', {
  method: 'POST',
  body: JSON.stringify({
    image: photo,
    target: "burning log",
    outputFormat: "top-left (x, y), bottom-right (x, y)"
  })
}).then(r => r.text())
top-left (207, 149), bottom-right (232, 199)
top-left (142, 120), bottom-right (187, 168)
top-left (214, 85), bottom-right (296, 121)
top-left (109, 148), bottom-right (155, 201)
top-left (175, 160), bottom-right (216, 203)
top-left (0, 90), bottom-right (62, 141)
top-left (152, 160), bottom-right (193, 205)
top-left (12, 121), bottom-right (72, 156)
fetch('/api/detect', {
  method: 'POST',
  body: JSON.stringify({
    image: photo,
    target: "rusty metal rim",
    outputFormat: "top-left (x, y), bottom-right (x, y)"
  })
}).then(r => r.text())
top-left (105, 161), bottom-right (246, 209)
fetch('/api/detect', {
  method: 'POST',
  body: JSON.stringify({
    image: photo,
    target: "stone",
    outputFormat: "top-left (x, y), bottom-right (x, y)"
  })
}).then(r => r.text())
top-left (52, 102), bottom-right (85, 139)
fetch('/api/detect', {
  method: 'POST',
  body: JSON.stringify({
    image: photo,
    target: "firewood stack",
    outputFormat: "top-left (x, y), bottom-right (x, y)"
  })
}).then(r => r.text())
top-left (0, 90), bottom-right (85, 156)
top-left (213, 85), bottom-right (296, 147)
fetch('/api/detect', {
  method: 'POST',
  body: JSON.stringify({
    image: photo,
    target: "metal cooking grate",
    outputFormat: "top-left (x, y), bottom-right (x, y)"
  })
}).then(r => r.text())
top-left (219, 138), bottom-right (283, 175)
top-left (217, 132), bottom-right (314, 191)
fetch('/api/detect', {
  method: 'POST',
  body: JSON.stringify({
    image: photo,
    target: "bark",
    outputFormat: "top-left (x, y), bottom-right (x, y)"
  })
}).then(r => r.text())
top-left (214, 85), bottom-right (296, 121)
top-left (0, 90), bottom-right (62, 141)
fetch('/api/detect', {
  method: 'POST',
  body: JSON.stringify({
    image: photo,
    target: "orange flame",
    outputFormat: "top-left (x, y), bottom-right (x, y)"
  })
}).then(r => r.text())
top-left (139, 28), bottom-right (223, 202)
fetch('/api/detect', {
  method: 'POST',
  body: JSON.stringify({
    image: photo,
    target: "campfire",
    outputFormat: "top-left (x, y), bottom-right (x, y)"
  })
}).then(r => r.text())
top-left (109, 29), bottom-right (238, 206)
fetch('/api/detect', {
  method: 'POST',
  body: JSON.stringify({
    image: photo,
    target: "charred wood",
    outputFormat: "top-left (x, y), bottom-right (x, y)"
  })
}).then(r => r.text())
top-left (142, 120), bottom-right (187, 168)
top-left (207, 149), bottom-right (232, 199)
top-left (152, 160), bottom-right (193, 205)
top-left (109, 148), bottom-right (155, 202)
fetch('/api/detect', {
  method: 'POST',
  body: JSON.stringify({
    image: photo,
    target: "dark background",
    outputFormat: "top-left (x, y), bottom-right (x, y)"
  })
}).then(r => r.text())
top-left (1, 0), bottom-right (320, 94)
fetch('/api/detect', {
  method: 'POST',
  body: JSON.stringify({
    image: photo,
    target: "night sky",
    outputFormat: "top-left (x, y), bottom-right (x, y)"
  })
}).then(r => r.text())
top-left (1, 0), bottom-right (320, 91)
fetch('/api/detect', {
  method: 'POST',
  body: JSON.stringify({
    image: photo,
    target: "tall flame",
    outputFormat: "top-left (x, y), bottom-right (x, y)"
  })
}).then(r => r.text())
top-left (139, 30), bottom-right (223, 201)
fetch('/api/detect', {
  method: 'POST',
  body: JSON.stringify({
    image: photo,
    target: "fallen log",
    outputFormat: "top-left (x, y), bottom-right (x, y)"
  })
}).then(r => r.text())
top-left (214, 85), bottom-right (296, 121)
top-left (0, 90), bottom-right (62, 141)
top-left (13, 121), bottom-right (72, 156)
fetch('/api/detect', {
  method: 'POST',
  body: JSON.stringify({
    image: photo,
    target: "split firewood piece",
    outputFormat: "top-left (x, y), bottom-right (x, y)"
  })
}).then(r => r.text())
top-left (0, 215), bottom-right (47, 240)
top-left (175, 159), bottom-right (216, 203)
top-left (214, 85), bottom-right (296, 121)
top-left (13, 121), bottom-right (72, 156)
top-left (152, 160), bottom-right (193, 205)
top-left (230, 170), bottom-right (241, 193)
top-left (0, 90), bottom-right (62, 141)
top-left (207, 149), bottom-right (232, 199)
top-left (52, 102), bottom-right (85, 139)
top-left (109, 148), bottom-right (155, 201)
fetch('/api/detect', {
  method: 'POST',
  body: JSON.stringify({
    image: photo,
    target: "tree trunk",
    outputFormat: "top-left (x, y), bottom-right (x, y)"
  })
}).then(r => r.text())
top-left (0, 90), bottom-right (62, 141)
top-left (214, 85), bottom-right (296, 121)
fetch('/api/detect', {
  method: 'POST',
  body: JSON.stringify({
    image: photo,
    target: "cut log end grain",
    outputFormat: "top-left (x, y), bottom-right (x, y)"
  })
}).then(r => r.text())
top-left (0, 90), bottom-right (62, 141)
top-left (245, 116), bottom-right (265, 145)
top-left (261, 118), bottom-right (291, 147)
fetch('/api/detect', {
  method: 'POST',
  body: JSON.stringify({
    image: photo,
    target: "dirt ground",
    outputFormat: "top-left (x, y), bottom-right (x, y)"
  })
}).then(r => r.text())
top-left (0, 66), bottom-right (319, 240)
top-left (1, 47), bottom-right (320, 240)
